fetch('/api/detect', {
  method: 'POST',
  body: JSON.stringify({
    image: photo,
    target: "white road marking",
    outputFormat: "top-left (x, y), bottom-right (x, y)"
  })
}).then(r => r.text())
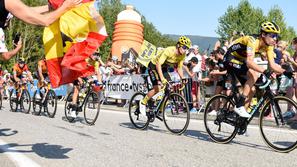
top-left (0, 139), bottom-right (40, 167)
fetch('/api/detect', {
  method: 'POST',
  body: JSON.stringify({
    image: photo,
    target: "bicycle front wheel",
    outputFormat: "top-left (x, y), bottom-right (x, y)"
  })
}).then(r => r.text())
top-left (9, 89), bottom-right (18, 112)
top-left (204, 94), bottom-right (238, 144)
top-left (45, 90), bottom-right (57, 118)
top-left (32, 91), bottom-right (42, 116)
top-left (163, 93), bottom-right (190, 135)
top-left (128, 92), bottom-right (149, 130)
top-left (64, 92), bottom-right (75, 122)
top-left (21, 89), bottom-right (31, 114)
top-left (259, 96), bottom-right (297, 153)
top-left (83, 91), bottom-right (100, 125)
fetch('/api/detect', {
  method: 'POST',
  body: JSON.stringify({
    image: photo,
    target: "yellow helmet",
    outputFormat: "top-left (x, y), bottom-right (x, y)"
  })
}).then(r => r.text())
top-left (261, 21), bottom-right (280, 34)
top-left (178, 36), bottom-right (192, 49)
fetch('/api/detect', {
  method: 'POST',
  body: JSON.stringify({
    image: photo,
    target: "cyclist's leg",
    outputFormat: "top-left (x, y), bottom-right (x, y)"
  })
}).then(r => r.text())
top-left (142, 63), bottom-right (161, 102)
top-left (223, 54), bottom-right (251, 117)
top-left (241, 69), bottom-right (258, 109)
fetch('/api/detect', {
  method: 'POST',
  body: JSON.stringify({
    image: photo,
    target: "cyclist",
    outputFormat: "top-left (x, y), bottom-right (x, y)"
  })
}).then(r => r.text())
top-left (139, 36), bottom-right (192, 116)
top-left (68, 53), bottom-right (103, 118)
top-left (36, 57), bottom-right (50, 99)
top-left (12, 58), bottom-right (32, 83)
top-left (223, 21), bottom-right (292, 118)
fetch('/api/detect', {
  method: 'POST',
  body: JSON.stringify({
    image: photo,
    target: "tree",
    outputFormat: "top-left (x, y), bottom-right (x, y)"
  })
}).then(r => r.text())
top-left (217, 0), bottom-right (296, 42)
top-left (217, 0), bottom-right (265, 40)
top-left (1, 0), bottom-right (45, 72)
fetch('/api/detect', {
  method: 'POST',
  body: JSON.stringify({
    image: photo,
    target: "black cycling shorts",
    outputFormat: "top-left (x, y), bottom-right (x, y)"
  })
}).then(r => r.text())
top-left (223, 53), bottom-right (248, 85)
top-left (147, 62), bottom-right (170, 86)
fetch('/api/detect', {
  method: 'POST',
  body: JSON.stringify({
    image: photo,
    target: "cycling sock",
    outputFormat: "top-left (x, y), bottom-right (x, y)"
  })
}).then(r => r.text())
top-left (141, 96), bottom-right (149, 105)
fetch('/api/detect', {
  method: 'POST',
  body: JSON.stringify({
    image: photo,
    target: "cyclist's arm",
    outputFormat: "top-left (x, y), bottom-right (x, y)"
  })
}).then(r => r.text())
top-left (5, 0), bottom-right (81, 27)
top-left (177, 67), bottom-right (184, 80)
top-left (246, 54), bottom-right (265, 73)
top-left (177, 60), bottom-right (184, 80)
top-left (183, 65), bottom-right (192, 77)
top-left (38, 65), bottom-right (44, 81)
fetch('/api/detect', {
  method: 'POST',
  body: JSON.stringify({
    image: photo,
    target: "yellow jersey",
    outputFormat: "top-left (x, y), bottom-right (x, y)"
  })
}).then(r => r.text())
top-left (229, 36), bottom-right (275, 61)
top-left (85, 58), bottom-right (100, 73)
top-left (151, 46), bottom-right (185, 70)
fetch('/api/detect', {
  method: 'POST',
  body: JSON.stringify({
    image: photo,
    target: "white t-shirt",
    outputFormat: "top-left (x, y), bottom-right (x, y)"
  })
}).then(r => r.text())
top-left (0, 28), bottom-right (7, 53)
top-left (192, 64), bottom-right (202, 81)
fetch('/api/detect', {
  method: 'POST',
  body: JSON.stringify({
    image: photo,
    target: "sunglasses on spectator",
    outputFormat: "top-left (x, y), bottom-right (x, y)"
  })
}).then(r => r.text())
top-left (181, 45), bottom-right (189, 50)
top-left (267, 33), bottom-right (279, 40)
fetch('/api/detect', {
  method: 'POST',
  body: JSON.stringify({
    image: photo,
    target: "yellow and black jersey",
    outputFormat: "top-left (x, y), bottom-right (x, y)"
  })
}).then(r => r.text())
top-left (228, 36), bottom-right (275, 61)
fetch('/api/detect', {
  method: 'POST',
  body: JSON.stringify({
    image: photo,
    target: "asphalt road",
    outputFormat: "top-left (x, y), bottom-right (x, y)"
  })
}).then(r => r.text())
top-left (0, 100), bottom-right (297, 167)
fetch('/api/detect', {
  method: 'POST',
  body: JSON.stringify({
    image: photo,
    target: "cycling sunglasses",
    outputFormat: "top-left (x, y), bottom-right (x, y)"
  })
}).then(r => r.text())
top-left (267, 33), bottom-right (279, 40)
top-left (181, 45), bottom-right (189, 50)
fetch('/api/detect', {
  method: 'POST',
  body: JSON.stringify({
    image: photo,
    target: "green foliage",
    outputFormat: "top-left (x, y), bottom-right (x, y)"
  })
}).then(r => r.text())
top-left (217, 0), bottom-right (296, 41)
top-left (1, 0), bottom-right (174, 70)
top-left (1, 0), bottom-right (45, 72)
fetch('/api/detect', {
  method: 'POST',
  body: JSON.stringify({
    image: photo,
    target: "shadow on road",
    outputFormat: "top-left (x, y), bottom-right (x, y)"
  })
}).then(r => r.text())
top-left (61, 116), bottom-right (94, 126)
top-left (0, 142), bottom-right (73, 159)
top-left (32, 143), bottom-right (73, 159)
top-left (0, 128), bottom-right (18, 137)
top-left (54, 125), bottom-right (97, 140)
top-left (184, 129), bottom-right (272, 152)
top-left (184, 129), bottom-right (211, 141)
top-left (119, 122), bottom-right (169, 134)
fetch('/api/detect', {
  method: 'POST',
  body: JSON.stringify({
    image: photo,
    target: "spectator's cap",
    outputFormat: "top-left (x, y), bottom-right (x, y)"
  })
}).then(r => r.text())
top-left (190, 57), bottom-right (198, 63)
top-left (112, 56), bottom-right (118, 61)
top-left (191, 45), bottom-right (199, 50)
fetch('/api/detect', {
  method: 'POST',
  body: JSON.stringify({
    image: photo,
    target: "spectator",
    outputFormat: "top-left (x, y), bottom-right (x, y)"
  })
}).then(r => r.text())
top-left (188, 57), bottom-right (202, 112)
top-left (286, 37), bottom-right (297, 121)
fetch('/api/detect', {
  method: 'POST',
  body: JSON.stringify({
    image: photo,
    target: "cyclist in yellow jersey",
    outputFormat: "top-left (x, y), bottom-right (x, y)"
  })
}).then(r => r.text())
top-left (139, 36), bottom-right (192, 116)
top-left (223, 21), bottom-right (292, 118)
top-left (69, 52), bottom-right (102, 118)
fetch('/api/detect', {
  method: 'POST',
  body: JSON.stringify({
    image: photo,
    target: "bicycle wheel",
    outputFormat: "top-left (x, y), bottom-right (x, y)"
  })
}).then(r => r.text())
top-left (163, 93), bottom-right (190, 135)
top-left (259, 96), bottom-right (297, 153)
top-left (9, 89), bottom-right (18, 112)
top-left (204, 94), bottom-right (238, 143)
top-left (64, 92), bottom-right (75, 122)
top-left (128, 92), bottom-right (149, 130)
top-left (83, 91), bottom-right (100, 125)
top-left (21, 89), bottom-right (31, 114)
top-left (45, 90), bottom-right (57, 118)
top-left (32, 91), bottom-right (42, 115)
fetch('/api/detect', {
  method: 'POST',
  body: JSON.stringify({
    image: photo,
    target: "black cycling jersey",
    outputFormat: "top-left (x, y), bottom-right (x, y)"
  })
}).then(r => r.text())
top-left (0, 0), bottom-right (9, 28)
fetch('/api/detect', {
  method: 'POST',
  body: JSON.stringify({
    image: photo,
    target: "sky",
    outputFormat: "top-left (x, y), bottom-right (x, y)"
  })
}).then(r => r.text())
top-left (121, 0), bottom-right (296, 37)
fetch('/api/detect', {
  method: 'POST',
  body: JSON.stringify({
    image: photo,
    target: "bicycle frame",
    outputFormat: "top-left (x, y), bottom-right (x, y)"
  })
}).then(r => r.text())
top-left (226, 73), bottom-right (281, 127)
